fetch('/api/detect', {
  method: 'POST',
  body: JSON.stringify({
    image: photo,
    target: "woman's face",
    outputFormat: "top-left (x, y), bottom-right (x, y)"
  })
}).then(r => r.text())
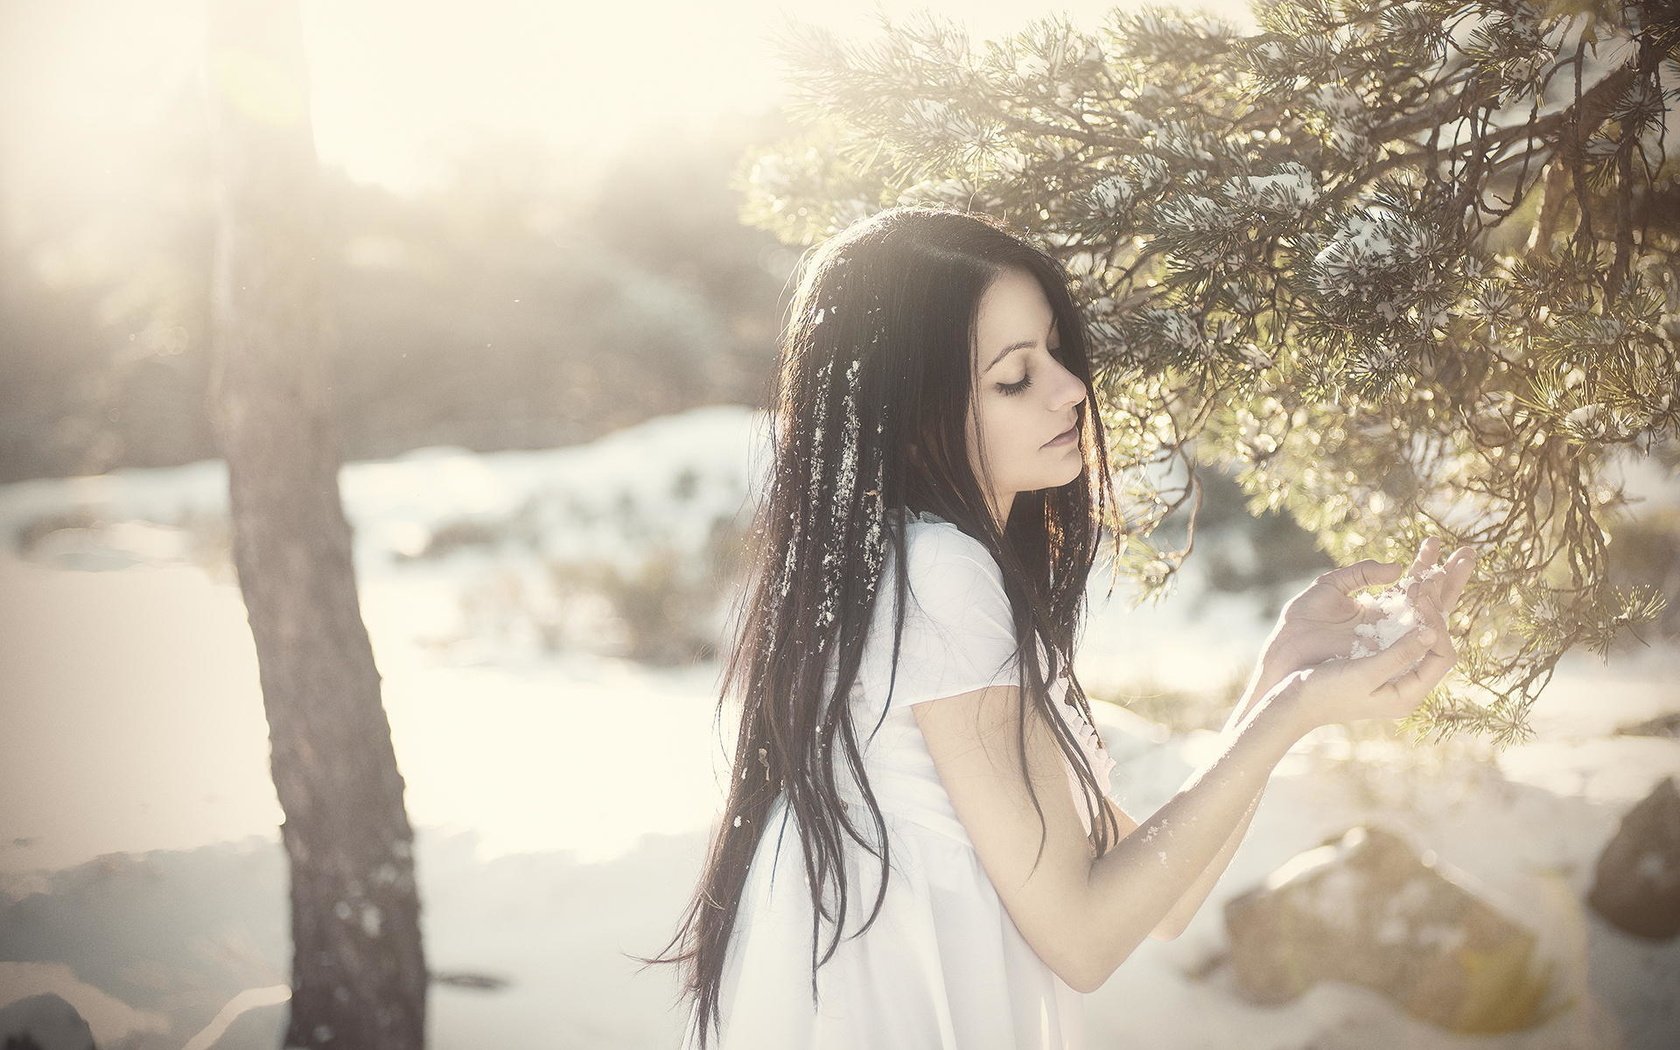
top-left (966, 266), bottom-right (1089, 527)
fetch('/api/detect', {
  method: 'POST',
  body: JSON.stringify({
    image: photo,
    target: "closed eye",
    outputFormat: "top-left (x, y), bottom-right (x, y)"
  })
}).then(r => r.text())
top-left (996, 344), bottom-right (1063, 397)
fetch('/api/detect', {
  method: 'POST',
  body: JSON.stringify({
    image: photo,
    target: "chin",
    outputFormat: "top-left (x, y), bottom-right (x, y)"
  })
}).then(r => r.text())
top-left (1030, 467), bottom-right (1084, 493)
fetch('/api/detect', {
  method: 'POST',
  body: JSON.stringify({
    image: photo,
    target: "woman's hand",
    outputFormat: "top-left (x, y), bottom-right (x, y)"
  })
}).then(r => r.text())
top-left (1226, 537), bottom-right (1478, 732)
top-left (1269, 537), bottom-right (1475, 668)
top-left (1261, 539), bottom-right (1484, 731)
top-left (1269, 588), bottom-right (1459, 730)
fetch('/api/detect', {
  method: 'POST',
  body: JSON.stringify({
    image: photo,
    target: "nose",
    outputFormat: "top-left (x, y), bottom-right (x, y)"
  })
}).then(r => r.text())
top-left (1047, 356), bottom-right (1086, 412)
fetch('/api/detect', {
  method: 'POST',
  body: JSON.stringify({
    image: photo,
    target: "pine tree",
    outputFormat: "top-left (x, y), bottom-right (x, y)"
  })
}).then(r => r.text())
top-left (736, 0), bottom-right (1679, 746)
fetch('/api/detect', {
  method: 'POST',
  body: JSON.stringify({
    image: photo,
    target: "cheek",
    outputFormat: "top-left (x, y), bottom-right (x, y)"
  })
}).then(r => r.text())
top-left (967, 393), bottom-right (989, 439)
top-left (971, 399), bottom-right (1023, 464)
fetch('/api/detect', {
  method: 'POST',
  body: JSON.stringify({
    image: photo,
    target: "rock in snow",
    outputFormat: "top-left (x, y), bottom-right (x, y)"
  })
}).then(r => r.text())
top-left (0, 993), bottom-right (97, 1050)
top-left (1222, 824), bottom-right (1553, 1033)
top-left (1587, 775), bottom-right (1680, 940)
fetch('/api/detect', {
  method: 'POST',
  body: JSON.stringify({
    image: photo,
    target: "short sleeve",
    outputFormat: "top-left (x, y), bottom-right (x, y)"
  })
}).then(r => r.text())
top-left (863, 524), bottom-right (1024, 708)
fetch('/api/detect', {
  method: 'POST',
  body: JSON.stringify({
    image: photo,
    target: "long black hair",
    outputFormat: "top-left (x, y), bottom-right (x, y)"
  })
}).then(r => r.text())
top-left (629, 206), bottom-right (1120, 1046)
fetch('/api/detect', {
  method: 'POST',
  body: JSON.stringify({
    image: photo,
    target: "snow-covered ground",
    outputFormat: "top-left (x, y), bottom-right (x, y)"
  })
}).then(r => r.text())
top-left (0, 404), bottom-right (1676, 1049)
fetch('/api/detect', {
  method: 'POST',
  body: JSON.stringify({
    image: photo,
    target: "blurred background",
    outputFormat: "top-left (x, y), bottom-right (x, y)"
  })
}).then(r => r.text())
top-left (1, 0), bottom-right (1676, 1048)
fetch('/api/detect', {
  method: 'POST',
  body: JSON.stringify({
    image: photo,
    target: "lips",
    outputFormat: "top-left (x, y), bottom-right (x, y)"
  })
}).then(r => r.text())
top-left (1043, 422), bottom-right (1078, 447)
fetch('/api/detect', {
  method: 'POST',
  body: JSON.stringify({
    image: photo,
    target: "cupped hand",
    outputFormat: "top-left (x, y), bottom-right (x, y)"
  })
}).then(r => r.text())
top-left (1275, 585), bottom-right (1462, 729)
top-left (1223, 537), bottom-right (1479, 732)
top-left (1261, 536), bottom-right (1477, 680)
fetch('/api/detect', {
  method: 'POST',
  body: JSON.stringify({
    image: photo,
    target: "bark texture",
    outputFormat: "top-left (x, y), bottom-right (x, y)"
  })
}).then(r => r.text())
top-left (204, 2), bottom-right (427, 1046)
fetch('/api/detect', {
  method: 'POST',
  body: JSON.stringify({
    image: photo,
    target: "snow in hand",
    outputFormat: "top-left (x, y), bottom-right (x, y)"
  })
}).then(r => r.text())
top-left (1349, 562), bottom-right (1448, 659)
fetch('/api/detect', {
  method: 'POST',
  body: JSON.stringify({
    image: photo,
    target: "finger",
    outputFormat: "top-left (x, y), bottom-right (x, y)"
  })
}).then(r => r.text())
top-left (1375, 637), bottom-right (1458, 713)
top-left (1317, 558), bottom-right (1406, 594)
top-left (1413, 541), bottom-right (1475, 612)
top-left (1411, 546), bottom-right (1474, 631)
top-left (1415, 590), bottom-right (1450, 655)
top-left (1404, 536), bottom-right (1441, 583)
top-left (1438, 545), bottom-right (1479, 612)
top-left (1354, 622), bottom-right (1437, 683)
top-left (1401, 537), bottom-right (1443, 601)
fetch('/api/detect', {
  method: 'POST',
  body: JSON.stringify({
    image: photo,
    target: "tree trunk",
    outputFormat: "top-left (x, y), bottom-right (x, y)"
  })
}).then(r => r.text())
top-left (203, 2), bottom-right (427, 1046)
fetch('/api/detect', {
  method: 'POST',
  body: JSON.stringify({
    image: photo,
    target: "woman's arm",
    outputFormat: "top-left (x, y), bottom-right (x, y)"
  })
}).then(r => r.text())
top-left (915, 678), bottom-right (1308, 994)
top-left (1081, 611), bottom-right (1450, 991)
top-left (1075, 692), bottom-right (1303, 989)
top-left (1107, 658), bottom-right (1285, 941)
top-left (1104, 795), bottom-right (1262, 941)
top-left (1113, 791), bottom-right (1261, 940)
top-left (1101, 795), bottom-right (1240, 941)
top-left (921, 616), bottom-right (1448, 996)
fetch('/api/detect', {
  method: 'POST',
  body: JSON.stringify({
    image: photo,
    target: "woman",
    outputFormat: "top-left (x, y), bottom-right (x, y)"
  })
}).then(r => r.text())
top-left (631, 206), bottom-right (1479, 1048)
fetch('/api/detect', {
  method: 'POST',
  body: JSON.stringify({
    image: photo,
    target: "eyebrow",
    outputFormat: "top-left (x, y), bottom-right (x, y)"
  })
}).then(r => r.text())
top-left (985, 318), bottom-right (1059, 372)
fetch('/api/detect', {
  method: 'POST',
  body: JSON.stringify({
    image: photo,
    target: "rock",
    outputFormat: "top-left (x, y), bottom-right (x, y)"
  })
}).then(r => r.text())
top-left (1614, 711), bottom-right (1680, 739)
top-left (1587, 775), bottom-right (1680, 939)
top-left (0, 993), bottom-right (96, 1050)
top-left (1223, 824), bottom-right (1552, 1033)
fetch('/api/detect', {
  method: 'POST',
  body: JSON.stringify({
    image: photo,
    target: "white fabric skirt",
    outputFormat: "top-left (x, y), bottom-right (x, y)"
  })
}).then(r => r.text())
top-left (680, 788), bottom-right (1086, 1049)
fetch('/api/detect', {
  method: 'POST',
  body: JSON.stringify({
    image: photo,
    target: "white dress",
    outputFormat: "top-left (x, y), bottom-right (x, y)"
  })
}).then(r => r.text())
top-left (682, 510), bottom-right (1120, 1049)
